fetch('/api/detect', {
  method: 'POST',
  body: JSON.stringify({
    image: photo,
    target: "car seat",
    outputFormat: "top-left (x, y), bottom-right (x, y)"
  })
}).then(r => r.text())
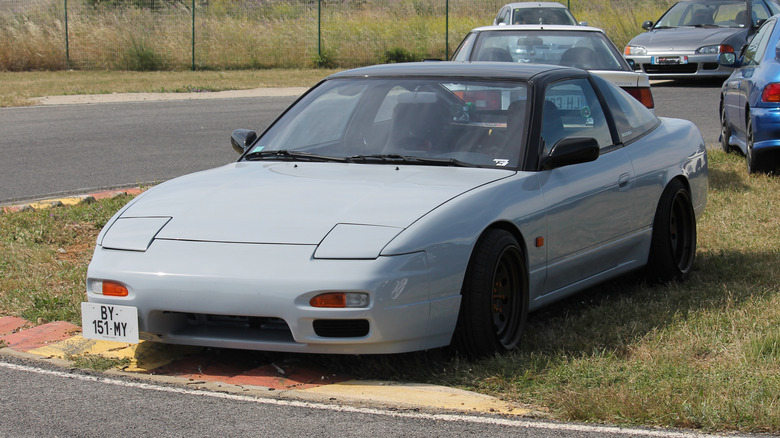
top-left (476, 47), bottom-right (514, 62)
top-left (541, 100), bottom-right (565, 156)
top-left (384, 95), bottom-right (447, 154)
top-left (560, 47), bottom-right (595, 69)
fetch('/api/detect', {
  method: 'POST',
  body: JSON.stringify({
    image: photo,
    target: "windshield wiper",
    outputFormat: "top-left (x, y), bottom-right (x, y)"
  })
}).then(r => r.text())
top-left (243, 149), bottom-right (347, 163)
top-left (347, 154), bottom-right (470, 167)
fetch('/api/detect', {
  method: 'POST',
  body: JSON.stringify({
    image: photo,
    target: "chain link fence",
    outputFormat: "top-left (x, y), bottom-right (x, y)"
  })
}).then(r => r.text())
top-left (0, 0), bottom-right (671, 71)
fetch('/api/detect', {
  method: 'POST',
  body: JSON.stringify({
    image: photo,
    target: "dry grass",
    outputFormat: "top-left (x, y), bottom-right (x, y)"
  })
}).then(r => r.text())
top-left (0, 69), bottom-right (337, 106)
top-left (0, 0), bottom-right (674, 72)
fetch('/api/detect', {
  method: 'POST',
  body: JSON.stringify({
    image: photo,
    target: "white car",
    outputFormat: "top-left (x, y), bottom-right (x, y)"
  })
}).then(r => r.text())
top-left (452, 24), bottom-right (654, 109)
top-left (494, 2), bottom-right (586, 26)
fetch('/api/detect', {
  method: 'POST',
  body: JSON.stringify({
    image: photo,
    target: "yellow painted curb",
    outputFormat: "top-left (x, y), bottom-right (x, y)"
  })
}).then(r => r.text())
top-left (300, 380), bottom-right (529, 416)
top-left (10, 195), bottom-right (95, 212)
top-left (26, 335), bottom-right (200, 372)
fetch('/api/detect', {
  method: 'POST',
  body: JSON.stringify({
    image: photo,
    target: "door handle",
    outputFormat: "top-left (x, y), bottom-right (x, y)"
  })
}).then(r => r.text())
top-left (618, 173), bottom-right (631, 190)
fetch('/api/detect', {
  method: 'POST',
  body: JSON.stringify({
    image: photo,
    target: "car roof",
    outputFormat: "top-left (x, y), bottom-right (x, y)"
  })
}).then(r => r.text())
top-left (328, 61), bottom-right (581, 81)
top-left (470, 24), bottom-right (605, 33)
top-left (501, 2), bottom-right (570, 8)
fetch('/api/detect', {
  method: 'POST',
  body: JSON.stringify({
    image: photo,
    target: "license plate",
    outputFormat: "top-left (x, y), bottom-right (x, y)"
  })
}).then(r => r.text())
top-left (652, 56), bottom-right (688, 65)
top-left (81, 302), bottom-right (139, 343)
top-left (547, 95), bottom-right (586, 111)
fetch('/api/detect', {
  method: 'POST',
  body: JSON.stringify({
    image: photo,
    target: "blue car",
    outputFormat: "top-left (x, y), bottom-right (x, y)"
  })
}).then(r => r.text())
top-left (719, 14), bottom-right (780, 173)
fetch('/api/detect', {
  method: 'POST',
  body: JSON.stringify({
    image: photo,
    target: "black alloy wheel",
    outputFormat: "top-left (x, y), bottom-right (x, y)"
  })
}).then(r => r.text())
top-left (453, 229), bottom-right (528, 358)
top-left (646, 179), bottom-right (697, 283)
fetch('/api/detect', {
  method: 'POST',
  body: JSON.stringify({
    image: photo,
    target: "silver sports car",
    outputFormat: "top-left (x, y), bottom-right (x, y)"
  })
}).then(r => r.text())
top-left (83, 62), bottom-right (708, 358)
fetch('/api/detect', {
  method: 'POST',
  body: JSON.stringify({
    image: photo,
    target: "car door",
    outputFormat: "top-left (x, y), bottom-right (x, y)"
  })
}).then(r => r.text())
top-left (536, 78), bottom-right (636, 296)
top-left (725, 19), bottom-right (774, 139)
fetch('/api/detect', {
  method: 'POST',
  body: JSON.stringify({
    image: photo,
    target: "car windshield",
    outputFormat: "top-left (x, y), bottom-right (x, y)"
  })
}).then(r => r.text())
top-left (656, 1), bottom-right (751, 28)
top-left (469, 30), bottom-right (628, 71)
top-left (245, 77), bottom-right (531, 169)
top-left (511, 7), bottom-right (577, 25)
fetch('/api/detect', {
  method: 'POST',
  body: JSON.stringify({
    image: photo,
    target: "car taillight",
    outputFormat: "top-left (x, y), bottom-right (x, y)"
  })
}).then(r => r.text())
top-left (623, 86), bottom-right (655, 109)
top-left (761, 83), bottom-right (780, 102)
top-left (720, 44), bottom-right (734, 53)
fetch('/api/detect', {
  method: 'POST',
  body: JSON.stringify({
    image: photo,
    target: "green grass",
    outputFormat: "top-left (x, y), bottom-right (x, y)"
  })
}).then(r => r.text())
top-left (1, 151), bottom-right (778, 433)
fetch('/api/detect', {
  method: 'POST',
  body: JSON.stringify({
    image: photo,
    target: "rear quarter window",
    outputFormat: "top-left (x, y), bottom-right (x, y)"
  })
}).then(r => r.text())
top-left (591, 75), bottom-right (659, 145)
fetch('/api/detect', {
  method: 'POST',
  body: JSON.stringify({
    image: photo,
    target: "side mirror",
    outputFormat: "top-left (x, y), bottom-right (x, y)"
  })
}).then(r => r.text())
top-left (642, 20), bottom-right (654, 30)
top-left (540, 137), bottom-right (599, 170)
top-left (717, 52), bottom-right (740, 67)
top-left (578, 21), bottom-right (589, 26)
top-left (755, 18), bottom-right (767, 29)
top-left (231, 129), bottom-right (257, 154)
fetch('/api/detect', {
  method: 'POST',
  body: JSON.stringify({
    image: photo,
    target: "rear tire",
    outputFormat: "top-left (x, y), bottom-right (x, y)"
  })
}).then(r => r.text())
top-left (453, 229), bottom-right (528, 359)
top-left (646, 179), bottom-right (696, 283)
top-left (746, 116), bottom-right (766, 174)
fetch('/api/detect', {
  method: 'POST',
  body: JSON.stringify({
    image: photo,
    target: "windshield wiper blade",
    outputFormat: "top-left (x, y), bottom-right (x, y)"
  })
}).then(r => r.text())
top-left (244, 149), bottom-right (347, 163)
top-left (347, 154), bottom-right (470, 167)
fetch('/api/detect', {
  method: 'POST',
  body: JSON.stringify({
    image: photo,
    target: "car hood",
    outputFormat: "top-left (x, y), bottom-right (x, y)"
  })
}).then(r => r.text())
top-left (112, 162), bottom-right (513, 245)
top-left (629, 27), bottom-right (742, 51)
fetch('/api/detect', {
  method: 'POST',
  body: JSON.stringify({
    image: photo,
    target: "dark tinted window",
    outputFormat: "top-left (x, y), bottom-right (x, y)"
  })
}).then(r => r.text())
top-left (591, 75), bottom-right (659, 145)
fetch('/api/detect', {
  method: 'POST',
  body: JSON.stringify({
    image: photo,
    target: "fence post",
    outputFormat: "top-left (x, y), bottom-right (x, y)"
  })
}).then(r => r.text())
top-left (445, 0), bottom-right (449, 59)
top-left (318, 0), bottom-right (322, 59)
top-left (191, 0), bottom-right (195, 70)
top-left (65, 0), bottom-right (70, 70)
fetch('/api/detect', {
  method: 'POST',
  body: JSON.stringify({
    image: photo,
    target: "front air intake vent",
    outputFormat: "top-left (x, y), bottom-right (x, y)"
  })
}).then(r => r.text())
top-left (313, 319), bottom-right (370, 338)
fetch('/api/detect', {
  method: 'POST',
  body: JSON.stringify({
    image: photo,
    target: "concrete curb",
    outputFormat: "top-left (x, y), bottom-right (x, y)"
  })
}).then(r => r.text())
top-left (1, 188), bottom-right (143, 214)
top-left (31, 87), bottom-right (309, 106)
top-left (0, 316), bottom-right (533, 417)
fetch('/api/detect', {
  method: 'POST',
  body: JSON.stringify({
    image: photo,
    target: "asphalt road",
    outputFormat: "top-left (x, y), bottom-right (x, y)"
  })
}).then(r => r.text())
top-left (0, 81), bottom-right (722, 205)
top-left (0, 356), bottom-right (726, 438)
top-left (0, 96), bottom-right (296, 204)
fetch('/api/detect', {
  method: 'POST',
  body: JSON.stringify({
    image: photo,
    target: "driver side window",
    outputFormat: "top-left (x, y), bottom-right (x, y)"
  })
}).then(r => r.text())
top-left (744, 20), bottom-right (773, 65)
top-left (541, 79), bottom-right (613, 156)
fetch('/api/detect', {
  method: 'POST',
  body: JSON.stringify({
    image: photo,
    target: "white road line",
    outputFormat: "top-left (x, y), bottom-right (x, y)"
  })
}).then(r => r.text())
top-left (0, 361), bottom-right (742, 438)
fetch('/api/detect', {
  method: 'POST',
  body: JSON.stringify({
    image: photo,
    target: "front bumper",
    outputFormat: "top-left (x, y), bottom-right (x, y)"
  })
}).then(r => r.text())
top-left (627, 53), bottom-right (734, 78)
top-left (86, 239), bottom-right (461, 354)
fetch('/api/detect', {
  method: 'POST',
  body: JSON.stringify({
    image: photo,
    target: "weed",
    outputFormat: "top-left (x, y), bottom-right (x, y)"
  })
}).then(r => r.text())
top-left (68, 353), bottom-right (131, 371)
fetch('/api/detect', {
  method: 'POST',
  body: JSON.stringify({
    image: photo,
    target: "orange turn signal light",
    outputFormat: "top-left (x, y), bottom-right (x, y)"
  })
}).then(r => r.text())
top-left (310, 293), bottom-right (346, 308)
top-left (310, 292), bottom-right (369, 308)
top-left (102, 281), bottom-right (129, 297)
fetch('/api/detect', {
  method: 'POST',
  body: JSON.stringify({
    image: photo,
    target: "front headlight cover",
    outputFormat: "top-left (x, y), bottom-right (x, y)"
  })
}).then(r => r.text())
top-left (315, 223), bottom-right (403, 259)
top-left (625, 45), bottom-right (647, 56)
top-left (695, 45), bottom-right (720, 54)
top-left (100, 217), bottom-right (172, 252)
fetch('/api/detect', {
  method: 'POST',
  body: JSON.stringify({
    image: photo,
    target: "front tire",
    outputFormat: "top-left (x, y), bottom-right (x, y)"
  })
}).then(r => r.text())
top-left (720, 103), bottom-right (732, 153)
top-left (453, 229), bottom-right (528, 358)
top-left (646, 179), bottom-right (696, 283)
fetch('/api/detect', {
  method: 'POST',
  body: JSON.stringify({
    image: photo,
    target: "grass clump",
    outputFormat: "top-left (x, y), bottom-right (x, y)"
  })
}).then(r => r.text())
top-left (68, 353), bottom-right (131, 371)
